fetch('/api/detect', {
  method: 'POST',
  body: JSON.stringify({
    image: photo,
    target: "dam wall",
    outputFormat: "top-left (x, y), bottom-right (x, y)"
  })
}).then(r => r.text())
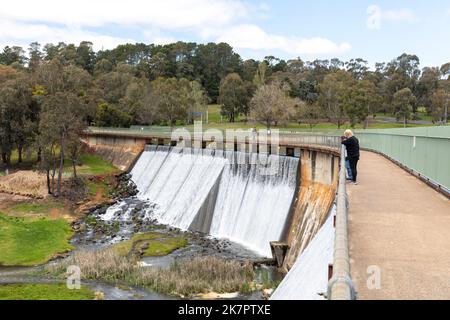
top-left (282, 150), bottom-right (338, 271)
top-left (82, 135), bottom-right (146, 171)
top-left (84, 132), bottom-right (339, 266)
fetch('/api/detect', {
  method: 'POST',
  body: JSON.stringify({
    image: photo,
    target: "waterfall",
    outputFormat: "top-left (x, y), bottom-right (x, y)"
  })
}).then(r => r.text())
top-left (210, 152), bottom-right (299, 257)
top-left (126, 146), bottom-right (299, 257)
top-left (133, 146), bottom-right (226, 230)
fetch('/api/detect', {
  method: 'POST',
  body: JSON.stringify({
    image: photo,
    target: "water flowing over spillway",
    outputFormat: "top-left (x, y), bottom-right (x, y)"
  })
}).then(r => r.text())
top-left (210, 152), bottom-right (299, 256)
top-left (124, 146), bottom-right (299, 257)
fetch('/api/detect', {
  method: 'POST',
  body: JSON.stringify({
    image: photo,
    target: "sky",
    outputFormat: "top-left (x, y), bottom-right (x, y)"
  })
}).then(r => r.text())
top-left (0, 0), bottom-right (449, 68)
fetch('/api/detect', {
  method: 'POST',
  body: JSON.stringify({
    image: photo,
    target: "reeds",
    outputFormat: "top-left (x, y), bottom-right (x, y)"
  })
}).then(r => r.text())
top-left (45, 248), bottom-right (255, 297)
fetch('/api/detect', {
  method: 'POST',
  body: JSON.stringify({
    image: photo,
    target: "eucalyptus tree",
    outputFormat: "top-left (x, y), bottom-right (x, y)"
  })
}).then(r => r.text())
top-left (393, 88), bottom-right (416, 128)
top-left (250, 82), bottom-right (299, 128)
top-left (218, 73), bottom-right (248, 123)
top-left (318, 70), bottom-right (353, 128)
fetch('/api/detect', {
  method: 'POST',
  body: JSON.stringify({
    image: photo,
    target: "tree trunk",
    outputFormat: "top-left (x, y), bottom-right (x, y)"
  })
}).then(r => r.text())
top-left (445, 102), bottom-right (448, 124)
top-left (17, 145), bottom-right (23, 163)
top-left (51, 156), bottom-right (56, 195)
top-left (72, 157), bottom-right (77, 179)
top-left (57, 137), bottom-right (65, 197)
top-left (403, 116), bottom-right (407, 128)
top-left (37, 148), bottom-right (42, 162)
top-left (46, 169), bottom-right (52, 195)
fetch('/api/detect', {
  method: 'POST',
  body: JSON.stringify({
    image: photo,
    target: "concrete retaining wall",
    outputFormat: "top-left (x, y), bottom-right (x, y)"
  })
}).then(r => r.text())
top-left (282, 149), bottom-right (339, 271)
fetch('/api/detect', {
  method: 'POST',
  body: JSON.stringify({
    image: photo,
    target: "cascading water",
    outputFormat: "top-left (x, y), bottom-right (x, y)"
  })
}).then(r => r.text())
top-left (209, 152), bottom-right (299, 257)
top-left (108, 146), bottom-right (299, 257)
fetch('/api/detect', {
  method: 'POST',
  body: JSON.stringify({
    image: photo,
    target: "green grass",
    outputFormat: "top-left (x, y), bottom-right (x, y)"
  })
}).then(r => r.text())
top-left (8, 201), bottom-right (64, 215)
top-left (113, 232), bottom-right (188, 257)
top-left (143, 237), bottom-right (188, 257)
top-left (0, 283), bottom-right (95, 300)
top-left (84, 177), bottom-right (114, 198)
top-left (183, 120), bottom-right (429, 132)
top-left (65, 154), bottom-right (119, 176)
top-left (0, 213), bottom-right (74, 266)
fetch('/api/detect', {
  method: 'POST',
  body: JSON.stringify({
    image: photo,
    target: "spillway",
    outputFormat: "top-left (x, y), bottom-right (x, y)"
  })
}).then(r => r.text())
top-left (127, 146), bottom-right (299, 257)
top-left (270, 207), bottom-right (335, 300)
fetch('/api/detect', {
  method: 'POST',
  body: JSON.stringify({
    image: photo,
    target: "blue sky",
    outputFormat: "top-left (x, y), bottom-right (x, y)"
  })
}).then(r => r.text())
top-left (1, 0), bottom-right (449, 68)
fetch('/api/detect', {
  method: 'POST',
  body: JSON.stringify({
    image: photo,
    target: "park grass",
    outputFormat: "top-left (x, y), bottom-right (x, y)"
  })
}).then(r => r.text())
top-left (65, 154), bottom-right (119, 176)
top-left (8, 201), bottom-right (65, 215)
top-left (0, 213), bottom-right (74, 266)
top-left (0, 283), bottom-right (95, 300)
top-left (113, 232), bottom-right (188, 257)
top-left (184, 120), bottom-right (429, 132)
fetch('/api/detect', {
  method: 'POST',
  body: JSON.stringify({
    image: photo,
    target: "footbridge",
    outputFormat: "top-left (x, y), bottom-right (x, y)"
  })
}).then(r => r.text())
top-left (83, 126), bottom-right (450, 300)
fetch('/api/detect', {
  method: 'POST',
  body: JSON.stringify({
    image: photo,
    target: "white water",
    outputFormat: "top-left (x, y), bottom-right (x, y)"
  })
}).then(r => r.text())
top-left (116, 146), bottom-right (299, 257)
top-left (210, 152), bottom-right (299, 257)
top-left (132, 147), bottom-right (226, 230)
top-left (270, 207), bottom-right (335, 300)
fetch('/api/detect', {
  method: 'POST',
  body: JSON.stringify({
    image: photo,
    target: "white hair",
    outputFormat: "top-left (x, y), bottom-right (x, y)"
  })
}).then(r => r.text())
top-left (344, 129), bottom-right (353, 137)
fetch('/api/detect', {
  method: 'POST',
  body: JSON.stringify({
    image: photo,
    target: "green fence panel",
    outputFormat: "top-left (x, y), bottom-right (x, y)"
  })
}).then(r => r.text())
top-left (355, 127), bottom-right (450, 191)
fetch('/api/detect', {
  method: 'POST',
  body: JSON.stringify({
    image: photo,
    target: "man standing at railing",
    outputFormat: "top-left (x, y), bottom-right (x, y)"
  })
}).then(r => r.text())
top-left (342, 130), bottom-right (360, 185)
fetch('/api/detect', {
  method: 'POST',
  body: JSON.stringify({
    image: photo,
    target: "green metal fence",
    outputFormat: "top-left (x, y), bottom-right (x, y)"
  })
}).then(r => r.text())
top-left (355, 126), bottom-right (450, 192)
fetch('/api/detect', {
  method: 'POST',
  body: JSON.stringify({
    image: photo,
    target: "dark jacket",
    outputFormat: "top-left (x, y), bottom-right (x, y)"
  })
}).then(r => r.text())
top-left (342, 136), bottom-right (360, 159)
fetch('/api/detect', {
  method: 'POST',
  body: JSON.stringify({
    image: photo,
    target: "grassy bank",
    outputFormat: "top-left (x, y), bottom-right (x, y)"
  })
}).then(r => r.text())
top-left (0, 284), bottom-right (95, 300)
top-left (67, 154), bottom-right (119, 176)
top-left (0, 214), bottom-right (74, 266)
top-left (113, 232), bottom-right (188, 257)
top-left (45, 248), bottom-right (256, 297)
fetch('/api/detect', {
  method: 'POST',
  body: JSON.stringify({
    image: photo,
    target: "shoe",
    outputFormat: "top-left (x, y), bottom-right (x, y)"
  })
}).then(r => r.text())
top-left (352, 181), bottom-right (358, 185)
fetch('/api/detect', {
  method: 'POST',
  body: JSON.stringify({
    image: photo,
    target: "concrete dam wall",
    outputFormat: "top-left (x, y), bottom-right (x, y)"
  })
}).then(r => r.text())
top-left (130, 146), bottom-right (299, 257)
top-left (84, 135), bottom-right (338, 275)
top-left (112, 143), bottom-right (338, 263)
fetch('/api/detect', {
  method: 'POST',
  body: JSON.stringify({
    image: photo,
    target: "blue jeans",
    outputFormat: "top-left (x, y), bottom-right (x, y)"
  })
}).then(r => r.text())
top-left (345, 159), bottom-right (353, 180)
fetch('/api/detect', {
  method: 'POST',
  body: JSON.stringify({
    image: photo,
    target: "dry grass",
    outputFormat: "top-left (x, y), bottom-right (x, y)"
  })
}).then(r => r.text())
top-left (0, 171), bottom-right (48, 198)
top-left (45, 248), bottom-right (255, 297)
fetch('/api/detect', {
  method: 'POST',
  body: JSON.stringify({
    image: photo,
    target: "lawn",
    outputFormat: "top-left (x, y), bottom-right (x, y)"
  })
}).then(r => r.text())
top-left (0, 283), bottom-right (95, 300)
top-left (113, 232), bottom-right (188, 257)
top-left (0, 213), bottom-right (74, 266)
top-left (7, 201), bottom-right (64, 215)
top-left (65, 153), bottom-right (119, 176)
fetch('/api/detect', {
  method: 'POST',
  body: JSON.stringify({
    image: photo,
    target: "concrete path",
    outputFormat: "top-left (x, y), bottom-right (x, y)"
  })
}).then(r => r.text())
top-left (348, 151), bottom-right (450, 300)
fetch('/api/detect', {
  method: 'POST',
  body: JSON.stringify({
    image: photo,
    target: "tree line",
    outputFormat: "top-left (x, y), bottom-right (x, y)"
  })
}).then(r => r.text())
top-left (0, 41), bottom-right (449, 194)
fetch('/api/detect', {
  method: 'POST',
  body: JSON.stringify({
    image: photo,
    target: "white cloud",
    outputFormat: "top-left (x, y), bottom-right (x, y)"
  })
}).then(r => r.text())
top-left (367, 5), bottom-right (416, 30)
top-left (382, 9), bottom-right (416, 22)
top-left (0, 0), bottom-right (351, 58)
top-left (0, 20), bottom-right (135, 51)
top-left (0, 0), bottom-right (247, 30)
top-left (216, 24), bottom-right (350, 55)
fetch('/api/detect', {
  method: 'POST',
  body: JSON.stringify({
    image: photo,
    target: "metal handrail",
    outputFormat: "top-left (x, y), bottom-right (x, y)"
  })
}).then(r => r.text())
top-left (328, 145), bottom-right (355, 300)
top-left (85, 127), bottom-right (342, 149)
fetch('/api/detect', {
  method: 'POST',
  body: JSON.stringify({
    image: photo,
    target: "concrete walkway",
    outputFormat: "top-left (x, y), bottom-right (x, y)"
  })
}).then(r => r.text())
top-left (348, 151), bottom-right (450, 300)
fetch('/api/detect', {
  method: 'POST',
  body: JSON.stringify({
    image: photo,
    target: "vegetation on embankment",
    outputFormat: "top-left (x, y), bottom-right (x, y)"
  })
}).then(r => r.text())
top-left (0, 284), bottom-right (95, 300)
top-left (64, 153), bottom-right (120, 176)
top-left (112, 232), bottom-right (188, 258)
top-left (0, 150), bottom-right (129, 267)
top-left (44, 248), bottom-right (257, 297)
top-left (0, 214), bottom-right (74, 266)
